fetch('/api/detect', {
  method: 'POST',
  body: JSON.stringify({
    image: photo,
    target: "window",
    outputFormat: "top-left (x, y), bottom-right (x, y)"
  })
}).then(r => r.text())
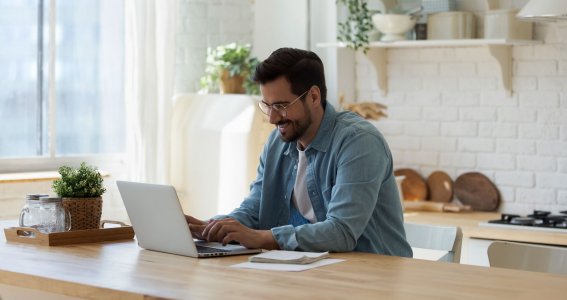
top-left (0, 0), bottom-right (125, 165)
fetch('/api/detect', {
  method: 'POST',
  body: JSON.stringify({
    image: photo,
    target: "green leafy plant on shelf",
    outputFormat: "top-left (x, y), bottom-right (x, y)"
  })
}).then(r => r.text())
top-left (52, 162), bottom-right (106, 198)
top-left (200, 43), bottom-right (260, 95)
top-left (337, 0), bottom-right (377, 53)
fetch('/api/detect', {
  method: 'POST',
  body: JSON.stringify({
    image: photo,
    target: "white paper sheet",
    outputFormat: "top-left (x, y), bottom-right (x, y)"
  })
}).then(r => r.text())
top-left (231, 258), bottom-right (345, 272)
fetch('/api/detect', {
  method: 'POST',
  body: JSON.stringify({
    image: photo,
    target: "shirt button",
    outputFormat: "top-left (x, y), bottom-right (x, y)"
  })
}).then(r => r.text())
top-left (294, 166), bottom-right (297, 170)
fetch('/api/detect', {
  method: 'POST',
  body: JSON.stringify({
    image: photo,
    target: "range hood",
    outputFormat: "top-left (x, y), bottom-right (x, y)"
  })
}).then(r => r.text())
top-left (517, 0), bottom-right (567, 22)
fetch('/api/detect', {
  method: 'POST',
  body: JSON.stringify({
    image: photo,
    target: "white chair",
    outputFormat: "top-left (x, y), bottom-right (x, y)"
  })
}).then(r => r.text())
top-left (487, 241), bottom-right (567, 276)
top-left (404, 222), bottom-right (463, 263)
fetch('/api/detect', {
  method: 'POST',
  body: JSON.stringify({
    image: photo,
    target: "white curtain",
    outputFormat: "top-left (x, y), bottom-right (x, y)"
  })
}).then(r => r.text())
top-left (124, 0), bottom-right (178, 183)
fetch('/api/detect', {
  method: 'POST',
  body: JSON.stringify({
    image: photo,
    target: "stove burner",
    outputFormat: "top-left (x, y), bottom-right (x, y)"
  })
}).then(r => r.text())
top-left (528, 210), bottom-right (551, 218)
top-left (501, 213), bottom-right (520, 222)
top-left (488, 210), bottom-right (567, 230)
top-left (510, 217), bottom-right (535, 226)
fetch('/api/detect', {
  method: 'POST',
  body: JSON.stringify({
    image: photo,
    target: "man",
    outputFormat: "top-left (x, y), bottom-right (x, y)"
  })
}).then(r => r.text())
top-left (186, 48), bottom-right (412, 257)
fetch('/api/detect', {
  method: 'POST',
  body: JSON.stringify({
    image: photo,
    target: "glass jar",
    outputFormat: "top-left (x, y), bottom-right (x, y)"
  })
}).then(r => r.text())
top-left (37, 196), bottom-right (72, 233)
top-left (19, 194), bottom-right (49, 229)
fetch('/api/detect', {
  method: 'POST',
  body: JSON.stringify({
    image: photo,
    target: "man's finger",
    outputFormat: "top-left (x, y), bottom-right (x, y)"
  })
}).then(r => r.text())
top-left (222, 232), bottom-right (237, 246)
top-left (188, 223), bottom-right (206, 239)
top-left (185, 215), bottom-right (205, 225)
top-left (202, 219), bottom-right (218, 237)
top-left (189, 223), bottom-right (205, 232)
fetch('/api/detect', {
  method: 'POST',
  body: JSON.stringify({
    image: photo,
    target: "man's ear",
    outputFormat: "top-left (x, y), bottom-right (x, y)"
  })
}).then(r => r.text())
top-left (310, 86), bottom-right (321, 104)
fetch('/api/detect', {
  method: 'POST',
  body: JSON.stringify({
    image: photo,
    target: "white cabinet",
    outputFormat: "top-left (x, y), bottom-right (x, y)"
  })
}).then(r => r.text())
top-left (318, 39), bottom-right (542, 96)
top-left (460, 237), bottom-right (492, 266)
top-left (170, 94), bottom-right (273, 219)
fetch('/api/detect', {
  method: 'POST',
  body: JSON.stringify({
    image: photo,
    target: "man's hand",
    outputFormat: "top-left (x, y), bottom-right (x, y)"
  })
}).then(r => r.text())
top-left (202, 218), bottom-right (279, 250)
top-left (184, 215), bottom-right (209, 240)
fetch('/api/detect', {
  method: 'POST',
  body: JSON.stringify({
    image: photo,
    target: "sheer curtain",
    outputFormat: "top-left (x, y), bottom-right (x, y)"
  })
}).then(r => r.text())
top-left (124, 0), bottom-right (178, 183)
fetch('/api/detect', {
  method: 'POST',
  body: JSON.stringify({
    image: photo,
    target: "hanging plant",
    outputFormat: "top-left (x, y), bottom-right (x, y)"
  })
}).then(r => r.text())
top-left (337, 0), bottom-right (376, 53)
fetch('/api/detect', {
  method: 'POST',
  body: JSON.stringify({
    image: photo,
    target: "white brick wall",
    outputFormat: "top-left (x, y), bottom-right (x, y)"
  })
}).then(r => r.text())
top-left (175, 0), bottom-right (254, 93)
top-left (517, 155), bottom-right (557, 172)
top-left (559, 191), bottom-right (567, 205)
top-left (479, 122), bottom-right (517, 138)
top-left (495, 171), bottom-right (534, 188)
top-left (459, 138), bottom-right (494, 152)
top-left (439, 153), bottom-right (476, 169)
top-left (358, 23), bottom-right (567, 214)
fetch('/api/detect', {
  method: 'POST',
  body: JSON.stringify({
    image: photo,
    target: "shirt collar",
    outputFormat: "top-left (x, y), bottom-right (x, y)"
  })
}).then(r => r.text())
top-left (284, 102), bottom-right (337, 157)
top-left (283, 103), bottom-right (337, 156)
top-left (307, 103), bottom-right (336, 153)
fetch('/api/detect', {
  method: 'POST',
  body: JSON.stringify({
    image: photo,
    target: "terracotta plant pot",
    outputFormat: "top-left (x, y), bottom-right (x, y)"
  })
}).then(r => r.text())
top-left (62, 197), bottom-right (103, 230)
top-left (219, 69), bottom-right (245, 94)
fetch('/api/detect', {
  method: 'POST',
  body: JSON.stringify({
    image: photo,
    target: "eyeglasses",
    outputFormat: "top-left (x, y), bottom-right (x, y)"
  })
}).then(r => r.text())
top-left (258, 89), bottom-right (309, 118)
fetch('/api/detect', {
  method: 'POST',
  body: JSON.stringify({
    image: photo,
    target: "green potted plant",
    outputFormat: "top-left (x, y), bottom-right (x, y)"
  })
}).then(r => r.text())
top-left (200, 43), bottom-right (260, 95)
top-left (337, 0), bottom-right (377, 53)
top-left (52, 162), bottom-right (106, 230)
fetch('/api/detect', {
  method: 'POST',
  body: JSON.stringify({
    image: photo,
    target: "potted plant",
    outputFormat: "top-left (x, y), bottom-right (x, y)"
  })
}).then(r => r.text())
top-left (200, 43), bottom-right (260, 95)
top-left (337, 0), bottom-right (377, 53)
top-left (52, 162), bottom-right (106, 230)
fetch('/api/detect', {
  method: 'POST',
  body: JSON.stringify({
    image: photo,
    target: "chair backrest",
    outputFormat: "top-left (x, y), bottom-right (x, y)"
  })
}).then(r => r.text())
top-left (487, 241), bottom-right (567, 276)
top-left (404, 222), bottom-right (462, 263)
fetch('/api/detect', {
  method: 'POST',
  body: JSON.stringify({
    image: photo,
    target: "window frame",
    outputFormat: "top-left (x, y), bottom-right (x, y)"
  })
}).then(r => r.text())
top-left (0, 0), bottom-right (126, 174)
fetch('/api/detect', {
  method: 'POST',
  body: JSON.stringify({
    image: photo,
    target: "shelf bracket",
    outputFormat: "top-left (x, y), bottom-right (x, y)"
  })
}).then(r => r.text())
top-left (365, 48), bottom-right (388, 96)
top-left (486, 45), bottom-right (512, 96)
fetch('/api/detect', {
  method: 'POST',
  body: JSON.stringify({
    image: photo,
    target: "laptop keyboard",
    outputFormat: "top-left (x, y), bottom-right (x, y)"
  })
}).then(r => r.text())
top-left (196, 245), bottom-right (234, 254)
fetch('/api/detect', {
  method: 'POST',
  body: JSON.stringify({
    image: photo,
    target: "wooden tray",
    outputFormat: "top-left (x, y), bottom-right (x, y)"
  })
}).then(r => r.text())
top-left (3, 220), bottom-right (134, 246)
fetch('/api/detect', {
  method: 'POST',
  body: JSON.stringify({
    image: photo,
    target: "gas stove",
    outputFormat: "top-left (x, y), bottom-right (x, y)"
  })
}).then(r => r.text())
top-left (479, 210), bottom-right (567, 233)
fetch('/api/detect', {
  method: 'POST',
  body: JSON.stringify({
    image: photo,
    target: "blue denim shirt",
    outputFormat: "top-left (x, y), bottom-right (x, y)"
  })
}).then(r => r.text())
top-left (223, 103), bottom-right (412, 257)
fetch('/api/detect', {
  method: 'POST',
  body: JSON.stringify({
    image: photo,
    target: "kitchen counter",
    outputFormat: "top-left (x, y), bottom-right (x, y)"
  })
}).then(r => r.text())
top-left (1, 220), bottom-right (566, 300)
top-left (403, 211), bottom-right (567, 246)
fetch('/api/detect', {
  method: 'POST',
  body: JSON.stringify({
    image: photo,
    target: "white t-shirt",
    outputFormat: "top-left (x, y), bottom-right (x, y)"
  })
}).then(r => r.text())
top-left (292, 148), bottom-right (316, 223)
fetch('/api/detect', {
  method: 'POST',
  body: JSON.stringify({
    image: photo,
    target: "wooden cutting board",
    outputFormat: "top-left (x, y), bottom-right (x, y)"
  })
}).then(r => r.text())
top-left (454, 172), bottom-right (500, 211)
top-left (403, 200), bottom-right (471, 212)
top-left (394, 168), bottom-right (428, 201)
top-left (427, 171), bottom-right (453, 203)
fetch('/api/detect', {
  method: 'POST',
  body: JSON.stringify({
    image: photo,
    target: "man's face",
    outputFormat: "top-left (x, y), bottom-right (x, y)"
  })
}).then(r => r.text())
top-left (260, 77), bottom-right (312, 143)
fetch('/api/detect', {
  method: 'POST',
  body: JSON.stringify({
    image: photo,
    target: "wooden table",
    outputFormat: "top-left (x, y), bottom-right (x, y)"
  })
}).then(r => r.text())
top-left (1, 221), bottom-right (566, 300)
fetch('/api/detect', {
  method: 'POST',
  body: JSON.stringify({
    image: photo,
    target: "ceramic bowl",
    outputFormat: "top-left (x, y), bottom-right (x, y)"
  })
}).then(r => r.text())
top-left (372, 14), bottom-right (417, 42)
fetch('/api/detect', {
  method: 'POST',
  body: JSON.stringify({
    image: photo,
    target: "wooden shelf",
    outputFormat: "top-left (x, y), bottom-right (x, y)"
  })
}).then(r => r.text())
top-left (318, 39), bottom-right (541, 48)
top-left (317, 39), bottom-right (543, 96)
top-left (0, 170), bottom-right (110, 183)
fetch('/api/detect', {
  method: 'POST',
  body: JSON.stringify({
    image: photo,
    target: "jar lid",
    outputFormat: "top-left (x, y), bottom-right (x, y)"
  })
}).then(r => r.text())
top-left (26, 194), bottom-right (50, 200)
top-left (39, 196), bottom-right (63, 203)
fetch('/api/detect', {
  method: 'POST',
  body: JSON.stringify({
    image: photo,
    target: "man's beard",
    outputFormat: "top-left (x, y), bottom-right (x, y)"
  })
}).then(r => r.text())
top-left (277, 103), bottom-right (311, 143)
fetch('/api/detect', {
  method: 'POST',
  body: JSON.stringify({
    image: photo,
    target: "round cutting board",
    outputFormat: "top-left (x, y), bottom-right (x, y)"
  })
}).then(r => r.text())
top-left (426, 171), bottom-right (453, 203)
top-left (454, 172), bottom-right (500, 211)
top-left (393, 168), bottom-right (428, 201)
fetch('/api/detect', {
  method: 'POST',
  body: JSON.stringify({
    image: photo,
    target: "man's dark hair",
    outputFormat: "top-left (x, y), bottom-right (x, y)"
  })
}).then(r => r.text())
top-left (253, 48), bottom-right (327, 108)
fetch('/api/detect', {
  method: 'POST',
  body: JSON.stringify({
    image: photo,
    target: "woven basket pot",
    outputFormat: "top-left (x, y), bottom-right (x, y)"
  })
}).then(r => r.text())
top-left (62, 197), bottom-right (103, 231)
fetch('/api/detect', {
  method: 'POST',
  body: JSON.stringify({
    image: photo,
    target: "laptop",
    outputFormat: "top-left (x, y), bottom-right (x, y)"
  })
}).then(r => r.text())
top-left (116, 181), bottom-right (262, 258)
